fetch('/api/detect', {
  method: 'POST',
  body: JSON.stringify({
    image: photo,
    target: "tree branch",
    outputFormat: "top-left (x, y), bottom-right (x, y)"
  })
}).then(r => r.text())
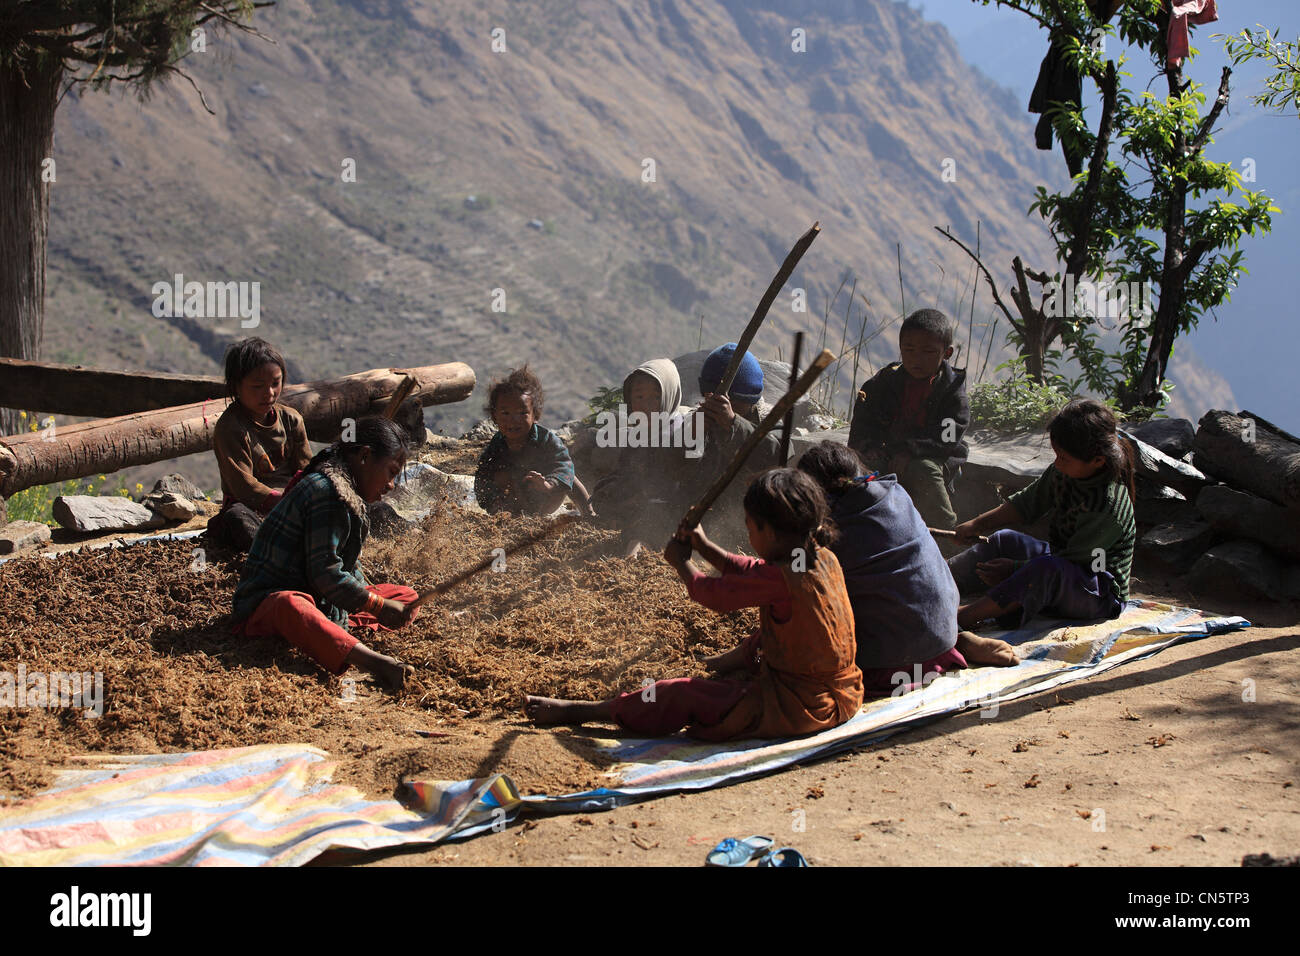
top-left (1189, 66), bottom-right (1232, 156)
top-left (935, 225), bottom-right (1024, 336)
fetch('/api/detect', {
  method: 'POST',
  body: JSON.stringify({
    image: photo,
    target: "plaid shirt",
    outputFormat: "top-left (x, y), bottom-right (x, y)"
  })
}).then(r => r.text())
top-left (231, 461), bottom-right (370, 626)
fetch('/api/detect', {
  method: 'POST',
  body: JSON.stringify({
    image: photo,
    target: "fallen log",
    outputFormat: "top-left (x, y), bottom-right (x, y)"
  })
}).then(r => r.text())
top-left (0, 357), bottom-right (226, 416)
top-left (1193, 410), bottom-right (1300, 509)
top-left (0, 363), bottom-right (475, 498)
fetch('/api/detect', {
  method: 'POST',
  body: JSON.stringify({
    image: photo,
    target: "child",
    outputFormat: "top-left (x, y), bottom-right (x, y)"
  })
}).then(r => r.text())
top-left (231, 416), bottom-right (417, 691)
top-left (671, 343), bottom-right (784, 550)
top-left (206, 338), bottom-right (312, 551)
top-left (474, 366), bottom-right (582, 516)
top-left (848, 309), bottom-right (968, 530)
top-left (588, 358), bottom-right (693, 553)
top-left (948, 398), bottom-right (1136, 629)
top-left (525, 468), bottom-right (864, 740)
top-left (796, 442), bottom-right (1014, 692)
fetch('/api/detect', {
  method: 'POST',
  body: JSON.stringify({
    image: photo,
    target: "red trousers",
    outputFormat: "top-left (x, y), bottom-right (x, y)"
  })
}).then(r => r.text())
top-left (239, 583), bottom-right (418, 674)
top-left (608, 677), bottom-right (749, 736)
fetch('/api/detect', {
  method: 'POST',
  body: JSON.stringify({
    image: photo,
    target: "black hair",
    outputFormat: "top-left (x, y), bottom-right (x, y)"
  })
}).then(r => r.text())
top-left (1048, 398), bottom-right (1135, 499)
top-left (485, 365), bottom-right (545, 419)
top-left (899, 308), bottom-right (954, 348)
top-left (742, 467), bottom-right (837, 553)
top-left (796, 441), bottom-right (866, 496)
top-left (305, 415), bottom-right (408, 477)
top-left (223, 337), bottom-right (287, 400)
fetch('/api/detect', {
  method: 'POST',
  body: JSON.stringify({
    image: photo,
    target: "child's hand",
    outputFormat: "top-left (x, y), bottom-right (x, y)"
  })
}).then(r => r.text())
top-left (975, 558), bottom-right (1017, 586)
top-left (663, 536), bottom-right (692, 567)
top-left (522, 471), bottom-right (553, 491)
top-left (953, 519), bottom-right (983, 544)
top-left (700, 392), bottom-right (736, 429)
top-left (688, 525), bottom-right (711, 553)
top-left (377, 599), bottom-right (416, 629)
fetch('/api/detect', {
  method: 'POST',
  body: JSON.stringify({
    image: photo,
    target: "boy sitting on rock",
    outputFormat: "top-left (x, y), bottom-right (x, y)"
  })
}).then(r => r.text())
top-left (848, 309), bottom-right (968, 530)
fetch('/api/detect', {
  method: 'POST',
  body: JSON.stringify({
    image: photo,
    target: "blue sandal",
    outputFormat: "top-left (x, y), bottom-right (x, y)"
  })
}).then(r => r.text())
top-left (757, 847), bottom-right (809, 867)
top-left (706, 835), bottom-right (775, 867)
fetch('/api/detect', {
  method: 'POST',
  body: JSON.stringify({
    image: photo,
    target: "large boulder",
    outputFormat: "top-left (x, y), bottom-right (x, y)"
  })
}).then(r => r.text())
top-left (52, 495), bottom-right (166, 533)
top-left (1139, 519), bottom-right (1216, 571)
top-left (1196, 484), bottom-right (1300, 562)
top-left (1120, 429), bottom-right (1210, 500)
top-left (1186, 540), bottom-right (1300, 602)
top-left (1128, 418), bottom-right (1196, 460)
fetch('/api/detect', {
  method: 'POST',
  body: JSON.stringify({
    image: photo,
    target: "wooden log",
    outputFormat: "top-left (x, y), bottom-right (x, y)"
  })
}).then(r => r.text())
top-left (715, 221), bottom-right (820, 396)
top-left (0, 363), bottom-right (475, 498)
top-left (0, 357), bottom-right (226, 416)
top-left (1193, 410), bottom-right (1300, 509)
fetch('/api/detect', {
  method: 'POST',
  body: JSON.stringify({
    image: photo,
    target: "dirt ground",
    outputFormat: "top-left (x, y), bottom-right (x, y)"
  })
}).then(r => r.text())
top-left (1, 499), bottom-right (1296, 866)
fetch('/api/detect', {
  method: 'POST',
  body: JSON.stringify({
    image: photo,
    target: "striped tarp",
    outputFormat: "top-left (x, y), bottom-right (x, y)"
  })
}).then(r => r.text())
top-left (0, 600), bottom-right (1249, 864)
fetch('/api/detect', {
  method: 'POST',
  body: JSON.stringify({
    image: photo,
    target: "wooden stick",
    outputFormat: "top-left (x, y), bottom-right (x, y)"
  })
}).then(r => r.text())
top-left (715, 221), bottom-right (821, 397)
top-left (381, 374), bottom-right (419, 420)
top-left (780, 331), bottom-right (803, 466)
top-left (682, 349), bottom-right (834, 531)
top-left (928, 527), bottom-right (988, 544)
top-left (408, 514), bottom-right (577, 608)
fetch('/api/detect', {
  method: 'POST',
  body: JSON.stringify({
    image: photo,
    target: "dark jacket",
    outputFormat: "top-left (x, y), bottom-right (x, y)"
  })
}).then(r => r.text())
top-left (848, 362), bottom-right (969, 477)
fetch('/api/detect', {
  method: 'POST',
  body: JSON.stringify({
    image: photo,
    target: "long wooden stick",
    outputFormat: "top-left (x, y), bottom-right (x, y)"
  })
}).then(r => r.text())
top-left (715, 221), bottom-right (821, 397)
top-left (779, 331), bottom-right (803, 466)
top-left (927, 527), bottom-right (988, 544)
top-left (381, 374), bottom-right (419, 420)
top-left (682, 349), bottom-right (834, 531)
top-left (408, 514), bottom-right (577, 608)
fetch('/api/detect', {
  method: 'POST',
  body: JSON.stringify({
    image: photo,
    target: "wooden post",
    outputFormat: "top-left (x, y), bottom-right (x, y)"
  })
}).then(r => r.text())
top-left (0, 362), bottom-right (475, 498)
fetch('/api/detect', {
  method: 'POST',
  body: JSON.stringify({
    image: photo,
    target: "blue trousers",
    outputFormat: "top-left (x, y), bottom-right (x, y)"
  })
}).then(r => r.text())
top-left (947, 530), bottom-right (1122, 627)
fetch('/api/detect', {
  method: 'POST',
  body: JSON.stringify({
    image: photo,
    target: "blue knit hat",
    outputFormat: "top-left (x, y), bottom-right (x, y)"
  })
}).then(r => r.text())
top-left (699, 343), bottom-right (763, 405)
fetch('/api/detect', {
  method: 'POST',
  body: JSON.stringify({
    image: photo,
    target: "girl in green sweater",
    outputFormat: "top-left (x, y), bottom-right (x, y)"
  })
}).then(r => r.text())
top-left (949, 399), bottom-right (1136, 629)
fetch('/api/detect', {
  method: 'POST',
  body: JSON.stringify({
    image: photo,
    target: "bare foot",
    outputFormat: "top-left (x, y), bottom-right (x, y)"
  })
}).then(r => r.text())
top-left (346, 643), bottom-right (412, 692)
top-left (523, 695), bottom-right (611, 726)
top-left (956, 630), bottom-right (1018, 667)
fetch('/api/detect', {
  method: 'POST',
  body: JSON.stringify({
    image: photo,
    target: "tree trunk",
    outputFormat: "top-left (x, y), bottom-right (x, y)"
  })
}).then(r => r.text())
top-left (0, 56), bottom-right (62, 436)
top-left (0, 362), bottom-right (475, 497)
top-left (1127, 63), bottom-right (1190, 409)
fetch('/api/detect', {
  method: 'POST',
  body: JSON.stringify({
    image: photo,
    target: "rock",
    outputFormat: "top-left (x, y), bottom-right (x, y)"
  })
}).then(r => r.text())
top-left (1139, 519), bottom-right (1216, 571)
top-left (1128, 418), bottom-right (1196, 459)
top-left (1133, 483), bottom-right (1197, 527)
top-left (1196, 485), bottom-right (1300, 561)
top-left (367, 500), bottom-right (415, 537)
top-left (152, 473), bottom-right (208, 501)
top-left (462, 419), bottom-right (497, 441)
top-left (1185, 540), bottom-right (1298, 602)
top-left (1120, 429), bottom-right (1209, 500)
top-left (386, 462), bottom-right (479, 516)
top-left (961, 431), bottom-right (1051, 492)
top-left (424, 431), bottom-right (459, 449)
top-left (0, 520), bottom-right (52, 555)
top-left (787, 425), bottom-right (852, 465)
top-left (141, 492), bottom-right (199, 521)
top-left (53, 495), bottom-right (166, 533)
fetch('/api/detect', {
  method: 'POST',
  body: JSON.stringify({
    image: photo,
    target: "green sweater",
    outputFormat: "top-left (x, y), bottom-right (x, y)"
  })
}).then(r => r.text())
top-left (1008, 466), bottom-right (1136, 600)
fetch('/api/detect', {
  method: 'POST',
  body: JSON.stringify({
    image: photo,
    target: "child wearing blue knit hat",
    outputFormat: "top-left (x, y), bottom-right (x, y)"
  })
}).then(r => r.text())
top-left (677, 343), bottom-right (784, 549)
